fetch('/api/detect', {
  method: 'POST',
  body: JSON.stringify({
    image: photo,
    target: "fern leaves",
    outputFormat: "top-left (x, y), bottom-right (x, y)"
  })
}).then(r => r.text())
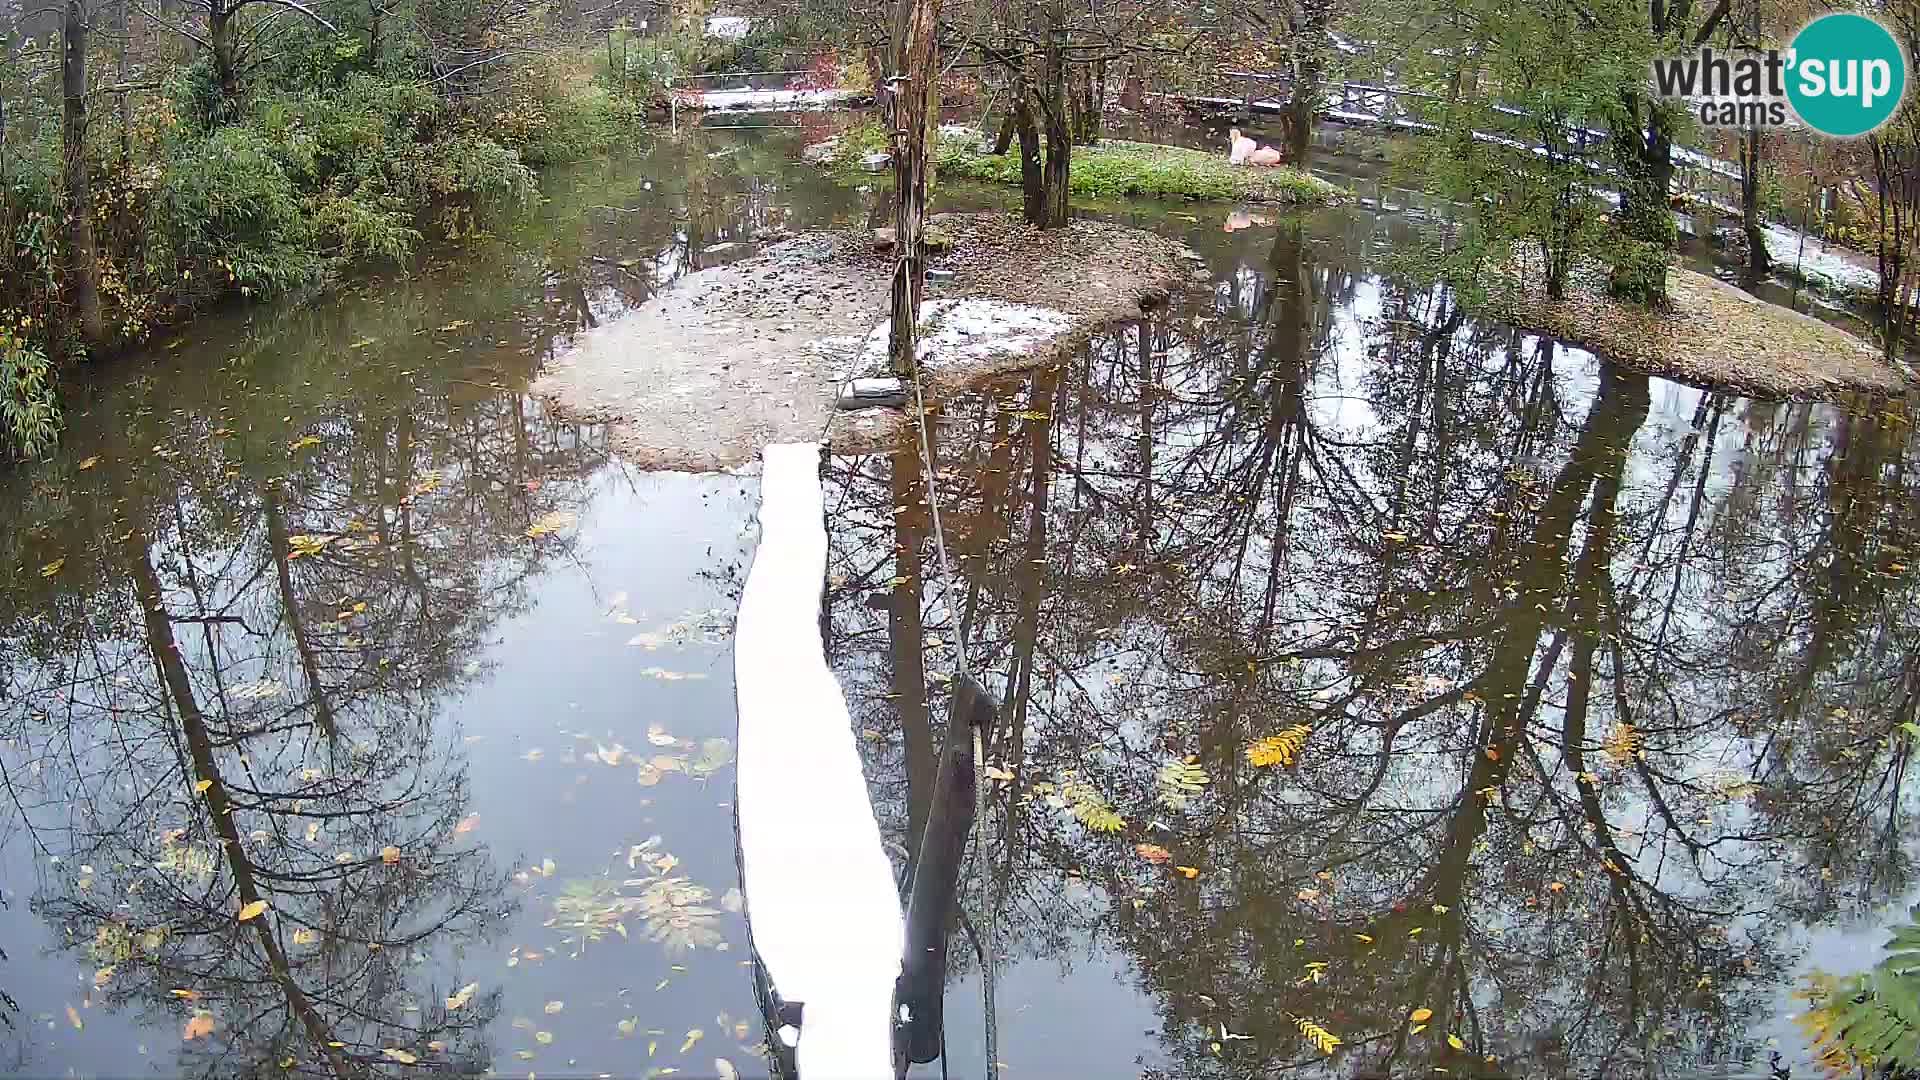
top-left (1156, 759), bottom-right (1209, 808)
top-left (1247, 725), bottom-right (1312, 768)
top-left (1801, 909), bottom-right (1920, 1076)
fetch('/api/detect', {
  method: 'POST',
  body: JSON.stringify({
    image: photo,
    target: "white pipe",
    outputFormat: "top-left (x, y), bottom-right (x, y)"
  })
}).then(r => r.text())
top-left (735, 442), bottom-right (903, 1079)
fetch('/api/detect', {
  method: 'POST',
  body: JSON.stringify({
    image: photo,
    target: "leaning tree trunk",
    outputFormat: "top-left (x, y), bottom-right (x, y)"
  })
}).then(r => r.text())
top-left (62, 0), bottom-right (105, 346)
top-left (886, 0), bottom-right (942, 377)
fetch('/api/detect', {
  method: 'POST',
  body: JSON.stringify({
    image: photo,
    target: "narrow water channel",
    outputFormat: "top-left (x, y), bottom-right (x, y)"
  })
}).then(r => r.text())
top-left (0, 118), bottom-right (1913, 1079)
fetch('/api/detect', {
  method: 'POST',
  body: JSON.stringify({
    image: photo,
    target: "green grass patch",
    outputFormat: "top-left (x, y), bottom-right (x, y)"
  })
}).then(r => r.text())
top-left (815, 123), bottom-right (1340, 206)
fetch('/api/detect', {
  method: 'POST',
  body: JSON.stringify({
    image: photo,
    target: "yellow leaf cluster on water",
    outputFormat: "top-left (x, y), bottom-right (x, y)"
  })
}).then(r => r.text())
top-left (1604, 723), bottom-right (1644, 764)
top-left (1293, 1015), bottom-right (1340, 1055)
top-left (1247, 725), bottom-right (1313, 768)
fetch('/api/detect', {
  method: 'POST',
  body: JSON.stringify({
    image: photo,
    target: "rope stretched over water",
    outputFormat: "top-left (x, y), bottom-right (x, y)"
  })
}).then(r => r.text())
top-left (906, 359), bottom-right (997, 1080)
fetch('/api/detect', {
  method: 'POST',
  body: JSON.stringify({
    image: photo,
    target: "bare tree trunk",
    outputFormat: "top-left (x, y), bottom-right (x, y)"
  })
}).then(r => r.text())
top-left (1284, 0), bottom-right (1329, 164)
top-left (886, 0), bottom-right (941, 376)
top-left (115, 0), bottom-right (128, 156)
top-left (209, 6), bottom-right (240, 122)
top-left (62, 0), bottom-right (105, 345)
top-left (1038, 7), bottom-right (1070, 229)
top-left (1012, 72), bottom-right (1043, 225)
top-left (1740, 126), bottom-right (1770, 281)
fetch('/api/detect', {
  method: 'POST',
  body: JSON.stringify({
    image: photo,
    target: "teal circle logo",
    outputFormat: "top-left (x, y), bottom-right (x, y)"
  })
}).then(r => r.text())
top-left (1786, 13), bottom-right (1907, 137)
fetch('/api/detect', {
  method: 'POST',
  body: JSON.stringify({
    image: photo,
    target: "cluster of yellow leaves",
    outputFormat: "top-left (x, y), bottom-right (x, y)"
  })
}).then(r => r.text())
top-left (1604, 723), bottom-right (1644, 764)
top-left (1247, 725), bottom-right (1313, 768)
top-left (1409, 1006), bottom-right (1433, 1033)
top-left (286, 533), bottom-right (333, 560)
top-left (1155, 759), bottom-right (1210, 809)
top-left (526, 510), bottom-right (577, 539)
top-left (1059, 777), bottom-right (1124, 833)
top-left (1293, 1015), bottom-right (1341, 1055)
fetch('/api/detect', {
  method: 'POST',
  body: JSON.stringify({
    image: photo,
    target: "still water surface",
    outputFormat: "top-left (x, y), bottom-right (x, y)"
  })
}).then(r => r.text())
top-left (0, 118), bottom-right (1913, 1079)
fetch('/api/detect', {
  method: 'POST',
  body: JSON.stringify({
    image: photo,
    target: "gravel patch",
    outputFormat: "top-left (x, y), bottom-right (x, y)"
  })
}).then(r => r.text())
top-left (532, 213), bottom-right (1194, 470)
top-left (1490, 255), bottom-right (1912, 399)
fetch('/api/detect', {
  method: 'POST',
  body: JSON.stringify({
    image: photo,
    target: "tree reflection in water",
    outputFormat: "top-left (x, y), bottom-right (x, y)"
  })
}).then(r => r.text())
top-left (825, 215), bottom-right (1920, 1078)
top-left (0, 296), bottom-right (612, 1074)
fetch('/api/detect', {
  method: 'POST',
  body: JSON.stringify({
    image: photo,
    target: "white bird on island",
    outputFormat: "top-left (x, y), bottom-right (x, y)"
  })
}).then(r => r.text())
top-left (1227, 126), bottom-right (1257, 165)
top-left (735, 441), bottom-right (903, 1079)
top-left (1226, 126), bottom-right (1284, 167)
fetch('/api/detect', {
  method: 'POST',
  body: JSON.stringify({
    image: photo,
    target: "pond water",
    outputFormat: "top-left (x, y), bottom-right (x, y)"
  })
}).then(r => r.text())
top-left (0, 116), bottom-right (1915, 1080)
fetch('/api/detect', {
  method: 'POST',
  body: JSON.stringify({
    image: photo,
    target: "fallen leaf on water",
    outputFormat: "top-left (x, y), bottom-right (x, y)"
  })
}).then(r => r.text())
top-left (40, 559), bottom-right (65, 578)
top-left (1175, 866), bottom-right (1200, 879)
top-left (1448, 1034), bottom-right (1466, 1050)
top-left (382, 1048), bottom-right (417, 1064)
top-left (292, 929), bottom-right (318, 945)
top-left (236, 900), bottom-right (269, 922)
top-left (169, 989), bottom-right (198, 1001)
top-left (1135, 843), bottom-right (1172, 865)
top-left (1410, 1008), bottom-right (1433, 1024)
top-left (647, 726), bottom-right (677, 747)
top-left (544, 1001), bottom-right (565, 1014)
top-left (455, 814), bottom-right (480, 835)
top-left (680, 1029), bottom-right (703, 1053)
top-left (715, 1058), bottom-right (739, 1079)
top-left (93, 967), bottom-right (114, 987)
top-left (193, 780), bottom-right (212, 794)
top-left (381, 846), bottom-right (401, 865)
top-left (66, 1005), bottom-right (83, 1030)
top-left (534, 1031), bottom-right (554, 1044)
top-left (446, 983), bottom-right (479, 1010)
top-left (540, 857), bottom-right (556, 877)
top-left (617, 1017), bottom-right (637, 1037)
top-left (428, 1040), bottom-right (446, 1052)
top-left (183, 1013), bottom-right (215, 1040)
top-left (515, 1050), bottom-right (535, 1060)
top-left (77, 456), bottom-right (100, 470)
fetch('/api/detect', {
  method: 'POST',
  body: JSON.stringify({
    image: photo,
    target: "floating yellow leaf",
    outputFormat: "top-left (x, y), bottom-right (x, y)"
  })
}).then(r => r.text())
top-left (66, 1005), bottom-right (83, 1030)
top-left (1175, 865), bottom-right (1200, 879)
top-left (1293, 1016), bottom-right (1340, 1055)
top-left (169, 989), bottom-right (199, 1001)
top-left (292, 929), bottom-right (318, 945)
top-left (39, 559), bottom-right (65, 578)
top-left (193, 780), bottom-right (212, 794)
top-left (617, 1017), bottom-right (637, 1037)
top-left (525, 510), bottom-right (577, 538)
top-left (544, 1001), bottom-right (564, 1014)
top-left (236, 900), bottom-right (269, 922)
top-left (288, 435), bottom-right (321, 452)
top-left (382, 1048), bottom-right (418, 1064)
top-left (381, 846), bottom-right (401, 865)
top-left (1247, 725), bottom-right (1313, 768)
top-left (455, 814), bottom-right (480, 835)
top-left (77, 456), bottom-right (100, 470)
top-left (183, 1012), bottom-right (215, 1040)
top-left (1412, 1024), bottom-right (1428, 1034)
top-left (680, 1029), bottom-right (704, 1053)
top-left (1447, 1033), bottom-right (1466, 1050)
top-left (534, 1031), bottom-right (554, 1044)
top-left (446, 983), bottom-right (479, 1010)
top-left (1355, 933), bottom-right (1374, 943)
top-left (1135, 843), bottom-right (1172, 865)
top-left (93, 966), bottom-right (114, 987)
top-left (1410, 1008), bottom-right (1433, 1024)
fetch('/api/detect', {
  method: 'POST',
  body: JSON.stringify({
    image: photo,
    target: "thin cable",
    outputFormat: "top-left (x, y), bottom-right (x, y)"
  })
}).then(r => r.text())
top-left (906, 358), bottom-right (995, 1080)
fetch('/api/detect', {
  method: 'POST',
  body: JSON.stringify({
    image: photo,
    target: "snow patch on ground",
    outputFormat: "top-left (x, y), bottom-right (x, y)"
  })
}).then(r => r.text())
top-left (857, 298), bottom-right (1078, 370)
top-left (1758, 223), bottom-right (1881, 295)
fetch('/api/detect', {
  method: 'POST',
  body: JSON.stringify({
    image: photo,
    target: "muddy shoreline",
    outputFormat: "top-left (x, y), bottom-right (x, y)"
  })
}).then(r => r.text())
top-left (532, 213), bottom-right (1195, 470)
top-left (1490, 256), bottom-right (1912, 400)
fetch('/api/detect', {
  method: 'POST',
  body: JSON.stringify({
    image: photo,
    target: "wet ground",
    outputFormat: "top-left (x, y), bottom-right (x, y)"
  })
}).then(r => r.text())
top-left (0, 116), bottom-right (1914, 1079)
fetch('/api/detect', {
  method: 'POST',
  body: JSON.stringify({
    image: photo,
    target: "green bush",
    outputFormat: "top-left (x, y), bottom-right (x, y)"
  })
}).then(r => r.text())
top-left (0, 327), bottom-right (59, 460)
top-left (148, 126), bottom-right (324, 301)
